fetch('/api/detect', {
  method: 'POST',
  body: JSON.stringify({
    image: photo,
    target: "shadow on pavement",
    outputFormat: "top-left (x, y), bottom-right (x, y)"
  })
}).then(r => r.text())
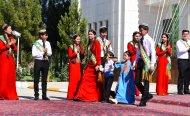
top-left (19, 96), bottom-right (34, 100)
top-left (49, 96), bottom-right (67, 100)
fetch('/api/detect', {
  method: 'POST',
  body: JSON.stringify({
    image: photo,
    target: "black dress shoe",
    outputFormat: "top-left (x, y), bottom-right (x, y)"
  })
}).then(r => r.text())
top-left (184, 91), bottom-right (190, 94)
top-left (110, 91), bottom-right (116, 98)
top-left (144, 94), bottom-right (153, 102)
top-left (101, 100), bottom-right (109, 103)
top-left (42, 97), bottom-right (50, 100)
top-left (34, 96), bottom-right (39, 100)
top-left (178, 91), bottom-right (184, 95)
top-left (138, 101), bottom-right (146, 107)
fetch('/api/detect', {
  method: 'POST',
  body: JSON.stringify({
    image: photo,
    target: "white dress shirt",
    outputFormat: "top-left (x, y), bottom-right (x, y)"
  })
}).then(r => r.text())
top-left (32, 39), bottom-right (52, 60)
top-left (134, 34), bottom-right (156, 67)
top-left (176, 39), bottom-right (190, 59)
top-left (97, 37), bottom-right (113, 57)
top-left (104, 59), bottom-right (114, 72)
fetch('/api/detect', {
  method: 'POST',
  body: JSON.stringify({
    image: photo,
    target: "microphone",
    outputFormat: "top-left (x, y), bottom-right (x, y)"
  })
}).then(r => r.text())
top-left (12, 30), bottom-right (21, 37)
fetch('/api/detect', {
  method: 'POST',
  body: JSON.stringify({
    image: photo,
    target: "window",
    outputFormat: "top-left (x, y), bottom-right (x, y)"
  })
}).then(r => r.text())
top-left (93, 22), bottom-right (97, 32)
top-left (105, 20), bottom-right (109, 38)
top-left (99, 21), bottom-right (103, 27)
top-left (88, 23), bottom-right (91, 30)
top-left (163, 19), bottom-right (172, 34)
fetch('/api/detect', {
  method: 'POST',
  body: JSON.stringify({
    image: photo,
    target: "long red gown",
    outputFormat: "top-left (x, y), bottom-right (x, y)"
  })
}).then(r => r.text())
top-left (0, 36), bottom-right (18, 100)
top-left (156, 44), bottom-right (172, 96)
top-left (127, 41), bottom-right (140, 96)
top-left (67, 45), bottom-right (84, 100)
top-left (75, 40), bottom-right (102, 102)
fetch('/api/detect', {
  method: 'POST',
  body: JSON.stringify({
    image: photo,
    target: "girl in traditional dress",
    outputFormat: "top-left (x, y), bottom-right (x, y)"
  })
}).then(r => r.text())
top-left (156, 33), bottom-right (172, 96)
top-left (67, 35), bottom-right (84, 100)
top-left (127, 31), bottom-right (141, 96)
top-left (74, 29), bottom-right (102, 102)
top-left (110, 51), bottom-right (136, 104)
top-left (0, 24), bottom-right (18, 100)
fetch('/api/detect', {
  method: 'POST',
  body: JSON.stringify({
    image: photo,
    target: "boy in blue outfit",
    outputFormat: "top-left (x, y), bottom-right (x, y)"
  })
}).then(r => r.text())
top-left (101, 51), bottom-right (114, 103)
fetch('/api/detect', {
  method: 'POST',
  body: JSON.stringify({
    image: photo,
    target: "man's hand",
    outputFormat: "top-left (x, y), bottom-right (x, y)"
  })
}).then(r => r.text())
top-left (131, 66), bottom-right (136, 70)
top-left (44, 48), bottom-right (48, 54)
top-left (149, 66), bottom-right (154, 73)
top-left (107, 40), bottom-right (112, 46)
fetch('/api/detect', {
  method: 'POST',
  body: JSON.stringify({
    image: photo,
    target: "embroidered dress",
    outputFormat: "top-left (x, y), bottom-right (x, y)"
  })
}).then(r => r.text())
top-left (0, 35), bottom-right (18, 100)
top-left (156, 43), bottom-right (172, 95)
top-left (75, 40), bottom-right (102, 102)
top-left (127, 41), bottom-right (140, 96)
top-left (67, 44), bottom-right (84, 100)
top-left (114, 61), bottom-right (136, 104)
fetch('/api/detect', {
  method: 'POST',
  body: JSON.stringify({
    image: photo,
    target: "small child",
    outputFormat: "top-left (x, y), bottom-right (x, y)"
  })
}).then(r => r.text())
top-left (110, 51), bottom-right (136, 104)
top-left (100, 51), bottom-right (114, 103)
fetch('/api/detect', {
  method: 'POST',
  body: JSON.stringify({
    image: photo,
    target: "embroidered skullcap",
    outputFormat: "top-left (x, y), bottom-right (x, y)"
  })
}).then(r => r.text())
top-left (2, 23), bottom-right (9, 30)
top-left (99, 26), bottom-right (107, 29)
top-left (39, 29), bottom-right (47, 34)
top-left (141, 23), bottom-right (148, 27)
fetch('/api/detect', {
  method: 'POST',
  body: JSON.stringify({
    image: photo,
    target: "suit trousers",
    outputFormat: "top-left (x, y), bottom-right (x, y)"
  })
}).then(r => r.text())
top-left (34, 59), bottom-right (49, 97)
top-left (177, 59), bottom-right (190, 92)
top-left (135, 59), bottom-right (150, 101)
top-left (103, 76), bottom-right (114, 101)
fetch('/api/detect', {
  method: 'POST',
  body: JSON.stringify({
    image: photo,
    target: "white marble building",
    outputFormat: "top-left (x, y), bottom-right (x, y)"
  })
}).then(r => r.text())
top-left (78, 0), bottom-right (190, 60)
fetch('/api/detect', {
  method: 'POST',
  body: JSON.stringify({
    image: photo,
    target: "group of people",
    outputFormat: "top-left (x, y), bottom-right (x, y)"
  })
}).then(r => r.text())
top-left (67, 24), bottom-right (190, 107)
top-left (0, 23), bottom-right (189, 107)
top-left (0, 24), bottom-right (52, 101)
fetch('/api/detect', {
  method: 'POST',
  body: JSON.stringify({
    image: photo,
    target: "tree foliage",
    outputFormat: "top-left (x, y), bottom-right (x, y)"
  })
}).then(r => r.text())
top-left (0, 0), bottom-right (43, 51)
top-left (57, 0), bottom-right (87, 58)
top-left (41, 0), bottom-right (70, 49)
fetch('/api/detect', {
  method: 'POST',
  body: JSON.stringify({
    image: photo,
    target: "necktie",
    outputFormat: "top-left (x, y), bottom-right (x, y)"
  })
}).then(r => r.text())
top-left (43, 40), bottom-right (46, 59)
top-left (140, 36), bottom-right (144, 45)
top-left (102, 38), bottom-right (106, 54)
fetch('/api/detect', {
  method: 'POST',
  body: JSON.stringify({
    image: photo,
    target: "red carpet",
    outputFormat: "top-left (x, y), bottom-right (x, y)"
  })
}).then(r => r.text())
top-left (0, 99), bottom-right (189, 116)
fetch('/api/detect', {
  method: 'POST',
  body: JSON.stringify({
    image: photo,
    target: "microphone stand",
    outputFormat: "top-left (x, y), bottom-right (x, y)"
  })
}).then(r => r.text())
top-left (16, 37), bottom-right (20, 70)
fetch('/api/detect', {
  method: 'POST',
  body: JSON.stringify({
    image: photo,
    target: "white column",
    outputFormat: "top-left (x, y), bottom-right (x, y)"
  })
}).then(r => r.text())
top-left (124, 0), bottom-right (139, 51)
top-left (117, 0), bottom-right (122, 60)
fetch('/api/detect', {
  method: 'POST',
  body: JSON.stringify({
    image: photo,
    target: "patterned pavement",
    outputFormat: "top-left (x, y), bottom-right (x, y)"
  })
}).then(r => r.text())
top-left (0, 87), bottom-right (189, 116)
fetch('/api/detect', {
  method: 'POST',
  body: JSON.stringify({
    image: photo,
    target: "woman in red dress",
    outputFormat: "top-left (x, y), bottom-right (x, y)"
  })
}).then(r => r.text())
top-left (67, 35), bottom-right (84, 100)
top-left (156, 33), bottom-right (172, 96)
top-left (127, 31), bottom-right (141, 96)
top-left (0, 24), bottom-right (18, 100)
top-left (75, 29), bottom-right (102, 102)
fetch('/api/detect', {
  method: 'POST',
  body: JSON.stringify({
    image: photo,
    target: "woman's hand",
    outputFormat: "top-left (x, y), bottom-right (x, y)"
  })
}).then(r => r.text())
top-left (8, 39), bottom-right (16, 45)
top-left (131, 66), bottom-right (136, 70)
top-left (80, 46), bottom-right (85, 54)
top-left (95, 65), bottom-right (100, 71)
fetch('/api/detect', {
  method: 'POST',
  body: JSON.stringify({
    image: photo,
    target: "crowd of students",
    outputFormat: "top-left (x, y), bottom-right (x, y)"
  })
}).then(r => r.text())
top-left (67, 24), bottom-right (190, 107)
top-left (0, 23), bottom-right (189, 108)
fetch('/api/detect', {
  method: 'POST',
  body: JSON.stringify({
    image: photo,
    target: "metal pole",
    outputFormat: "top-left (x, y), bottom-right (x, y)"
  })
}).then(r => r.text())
top-left (16, 37), bottom-right (20, 70)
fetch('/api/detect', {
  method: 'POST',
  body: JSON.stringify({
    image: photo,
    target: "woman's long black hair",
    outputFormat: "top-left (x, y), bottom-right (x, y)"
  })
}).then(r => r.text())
top-left (160, 33), bottom-right (169, 51)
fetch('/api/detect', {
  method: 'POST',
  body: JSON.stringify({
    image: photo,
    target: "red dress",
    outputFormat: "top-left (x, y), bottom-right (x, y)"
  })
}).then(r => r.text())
top-left (127, 41), bottom-right (140, 96)
top-left (75, 40), bottom-right (102, 102)
top-left (156, 43), bottom-right (172, 96)
top-left (0, 36), bottom-right (18, 100)
top-left (67, 45), bottom-right (84, 100)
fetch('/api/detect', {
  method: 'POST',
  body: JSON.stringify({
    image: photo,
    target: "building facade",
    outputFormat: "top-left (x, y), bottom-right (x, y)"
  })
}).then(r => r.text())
top-left (79, 0), bottom-right (190, 60)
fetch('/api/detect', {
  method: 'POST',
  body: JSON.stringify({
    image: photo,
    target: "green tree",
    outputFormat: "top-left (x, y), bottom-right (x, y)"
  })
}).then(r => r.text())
top-left (0, 0), bottom-right (43, 80)
top-left (43, 0), bottom-right (70, 49)
top-left (0, 0), bottom-right (43, 50)
top-left (53, 0), bottom-right (87, 81)
top-left (57, 0), bottom-right (87, 64)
